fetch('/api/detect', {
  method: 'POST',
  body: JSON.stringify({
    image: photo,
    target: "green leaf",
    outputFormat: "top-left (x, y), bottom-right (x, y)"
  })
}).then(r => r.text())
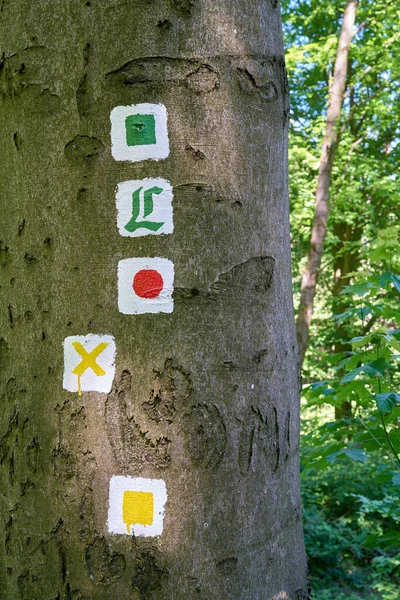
top-left (343, 448), bottom-right (368, 463)
top-left (340, 281), bottom-right (378, 297)
top-left (375, 392), bottom-right (400, 412)
top-left (392, 473), bottom-right (400, 486)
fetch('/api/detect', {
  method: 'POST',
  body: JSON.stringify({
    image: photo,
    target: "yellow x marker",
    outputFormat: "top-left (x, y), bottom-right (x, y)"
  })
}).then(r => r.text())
top-left (72, 341), bottom-right (109, 395)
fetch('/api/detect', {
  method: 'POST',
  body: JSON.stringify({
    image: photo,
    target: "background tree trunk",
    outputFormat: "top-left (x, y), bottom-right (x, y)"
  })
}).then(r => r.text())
top-left (296, 0), bottom-right (358, 366)
top-left (0, 1), bottom-right (308, 599)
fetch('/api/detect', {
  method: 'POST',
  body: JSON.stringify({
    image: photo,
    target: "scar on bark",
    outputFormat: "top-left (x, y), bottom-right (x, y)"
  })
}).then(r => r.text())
top-left (106, 56), bottom-right (219, 93)
top-left (142, 358), bottom-right (193, 423)
top-left (84, 536), bottom-right (126, 583)
top-left (105, 370), bottom-right (171, 472)
top-left (174, 256), bottom-right (275, 302)
top-left (182, 404), bottom-right (227, 469)
top-left (64, 135), bottom-right (105, 166)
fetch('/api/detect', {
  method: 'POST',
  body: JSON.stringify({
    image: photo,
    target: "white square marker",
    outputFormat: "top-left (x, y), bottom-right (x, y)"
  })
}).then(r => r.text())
top-left (108, 476), bottom-right (167, 537)
top-left (110, 103), bottom-right (170, 162)
top-left (116, 178), bottom-right (173, 238)
top-left (118, 257), bottom-right (174, 315)
top-left (63, 334), bottom-right (116, 394)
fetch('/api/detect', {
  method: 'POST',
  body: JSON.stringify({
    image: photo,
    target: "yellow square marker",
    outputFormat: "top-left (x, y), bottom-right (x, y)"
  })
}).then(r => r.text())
top-left (123, 490), bottom-right (154, 532)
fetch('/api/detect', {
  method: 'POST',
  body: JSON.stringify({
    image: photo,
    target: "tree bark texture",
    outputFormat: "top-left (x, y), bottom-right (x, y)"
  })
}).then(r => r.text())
top-left (295, 0), bottom-right (358, 366)
top-left (0, 1), bottom-right (308, 599)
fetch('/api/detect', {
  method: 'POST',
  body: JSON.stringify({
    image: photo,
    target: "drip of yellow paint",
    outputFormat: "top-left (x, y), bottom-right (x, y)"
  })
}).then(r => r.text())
top-left (77, 373), bottom-right (82, 396)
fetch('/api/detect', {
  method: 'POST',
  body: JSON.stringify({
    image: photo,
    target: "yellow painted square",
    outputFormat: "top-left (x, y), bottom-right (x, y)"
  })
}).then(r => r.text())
top-left (123, 490), bottom-right (154, 532)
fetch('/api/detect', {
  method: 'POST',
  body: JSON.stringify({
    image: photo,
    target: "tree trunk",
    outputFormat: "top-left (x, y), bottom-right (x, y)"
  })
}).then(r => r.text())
top-left (0, 2), bottom-right (308, 599)
top-left (296, 0), bottom-right (358, 366)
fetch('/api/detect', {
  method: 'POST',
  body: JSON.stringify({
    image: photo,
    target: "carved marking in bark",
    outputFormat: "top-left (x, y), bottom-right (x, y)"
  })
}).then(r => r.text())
top-left (238, 407), bottom-right (290, 474)
top-left (211, 256), bottom-right (275, 299)
top-left (106, 370), bottom-right (172, 472)
top-left (143, 358), bottom-right (192, 423)
top-left (106, 57), bottom-right (220, 93)
top-left (175, 256), bottom-right (275, 304)
top-left (182, 404), bottom-right (227, 469)
top-left (84, 536), bottom-right (126, 584)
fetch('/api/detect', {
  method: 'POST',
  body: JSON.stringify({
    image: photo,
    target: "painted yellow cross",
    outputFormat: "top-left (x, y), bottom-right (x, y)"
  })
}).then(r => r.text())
top-left (72, 341), bottom-right (109, 395)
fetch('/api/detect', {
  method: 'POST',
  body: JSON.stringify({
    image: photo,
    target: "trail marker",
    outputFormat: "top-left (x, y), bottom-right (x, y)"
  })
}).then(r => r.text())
top-left (110, 103), bottom-right (169, 162)
top-left (108, 476), bottom-right (167, 536)
top-left (63, 334), bottom-right (116, 394)
top-left (118, 257), bottom-right (174, 314)
top-left (116, 178), bottom-right (173, 237)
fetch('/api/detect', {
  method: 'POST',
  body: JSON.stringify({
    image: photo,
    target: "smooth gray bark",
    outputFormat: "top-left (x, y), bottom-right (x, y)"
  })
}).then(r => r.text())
top-left (0, 1), bottom-right (308, 599)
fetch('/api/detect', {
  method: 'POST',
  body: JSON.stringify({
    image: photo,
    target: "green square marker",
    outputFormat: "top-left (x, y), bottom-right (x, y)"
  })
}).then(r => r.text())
top-left (125, 114), bottom-right (156, 147)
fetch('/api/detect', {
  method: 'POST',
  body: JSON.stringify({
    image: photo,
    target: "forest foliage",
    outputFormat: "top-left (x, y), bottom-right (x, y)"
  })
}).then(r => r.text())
top-left (282, 0), bottom-right (400, 597)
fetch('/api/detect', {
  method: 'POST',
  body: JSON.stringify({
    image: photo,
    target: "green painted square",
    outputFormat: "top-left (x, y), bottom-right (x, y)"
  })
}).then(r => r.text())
top-left (125, 114), bottom-right (156, 147)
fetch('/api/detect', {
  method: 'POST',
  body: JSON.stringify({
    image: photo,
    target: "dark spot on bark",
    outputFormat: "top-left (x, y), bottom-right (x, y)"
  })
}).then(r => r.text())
top-left (85, 537), bottom-right (125, 583)
top-left (24, 252), bottom-right (37, 264)
top-left (77, 187), bottom-right (89, 202)
top-left (5, 378), bottom-right (17, 402)
top-left (10, 277), bottom-right (15, 286)
top-left (67, 321), bottom-right (73, 326)
top-left (26, 437), bottom-right (41, 472)
top-left (231, 200), bottom-right (242, 210)
top-left (186, 65), bottom-right (219, 93)
top-left (158, 19), bottom-right (172, 30)
top-left (252, 349), bottom-right (268, 364)
top-left (143, 358), bottom-right (192, 423)
top-left (216, 557), bottom-right (238, 574)
top-left (24, 310), bottom-right (33, 322)
top-left (83, 43), bottom-right (91, 66)
top-left (0, 241), bottom-right (10, 266)
top-left (185, 144), bottom-right (205, 160)
top-left (21, 478), bottom-right (35, 495)
top-left (44, 237), bottom-right (52, 247)
top-left (132, 546), bottom-right (168, 596)
top-left (8, 304), bottom-right (13, 327)
top-left (170, 0), bottom-right (195, 16)
top-left (0, 338), bottom-right (10, 369)
top-left (42, 331), bottom-right (46, 340)
top-left (17, 569), bottom-right (41, 599)
top-left (173, 286), bottom-right (210, 301)
top-left (52, 444), bottom-right (77, 480)
top-left (64, 135), bottom-right (105, 166)
top-left (182, 404), bottom-right (227, 469)
top-left (76, 73), bottom-right (90, 117)
top-left (18, 219), bottom-right (25, 236)
top-left (13, 131), bottom-right (22, 150)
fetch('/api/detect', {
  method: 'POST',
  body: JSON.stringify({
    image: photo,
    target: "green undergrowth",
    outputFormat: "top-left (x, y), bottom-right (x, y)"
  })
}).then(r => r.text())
top-left (301, 431), bottom-right (400, 600)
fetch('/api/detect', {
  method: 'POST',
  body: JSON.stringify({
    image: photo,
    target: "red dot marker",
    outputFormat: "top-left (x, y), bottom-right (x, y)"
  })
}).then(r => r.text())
top-left (133, 269), bottom-right (164, 299)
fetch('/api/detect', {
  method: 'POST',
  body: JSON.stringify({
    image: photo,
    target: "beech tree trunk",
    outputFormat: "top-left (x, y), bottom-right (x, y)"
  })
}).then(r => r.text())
top-left (296, 0), bottom-right (358, 366)
top-left (0, 1), bottom-right (308, 599)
